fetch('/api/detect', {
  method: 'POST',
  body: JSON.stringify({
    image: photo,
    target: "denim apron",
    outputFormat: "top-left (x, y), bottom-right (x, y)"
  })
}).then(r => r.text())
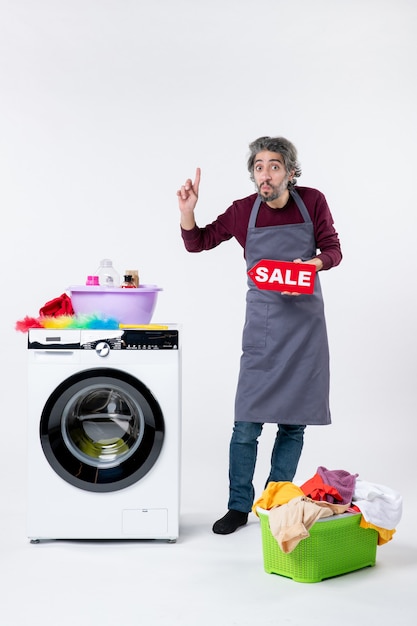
top-left (234, 188), bottom-right (331, 425)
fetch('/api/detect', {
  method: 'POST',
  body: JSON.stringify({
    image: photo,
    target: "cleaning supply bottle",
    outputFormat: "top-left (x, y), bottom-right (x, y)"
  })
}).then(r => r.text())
top-left (86, 275), bottom-right (99, 286)
top-left (96, 259), bottom-right (120, 288)
top-left (124, 269), bottom-right (139, 287)
top-left (121, 274), bottom-right (136, 288)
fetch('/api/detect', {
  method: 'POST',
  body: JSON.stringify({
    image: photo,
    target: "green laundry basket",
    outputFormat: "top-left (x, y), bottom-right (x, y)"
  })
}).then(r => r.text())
top-left (257, 508), bottom-right (378, 583)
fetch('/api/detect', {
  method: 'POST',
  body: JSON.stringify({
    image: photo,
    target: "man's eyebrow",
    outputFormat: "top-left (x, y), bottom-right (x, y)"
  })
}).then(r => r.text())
top-left (254, 158), bottom-right (283, 164)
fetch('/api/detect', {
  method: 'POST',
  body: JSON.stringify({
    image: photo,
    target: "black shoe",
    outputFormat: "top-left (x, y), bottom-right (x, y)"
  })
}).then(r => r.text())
top-left (212, 509), bottom-right (248, 534)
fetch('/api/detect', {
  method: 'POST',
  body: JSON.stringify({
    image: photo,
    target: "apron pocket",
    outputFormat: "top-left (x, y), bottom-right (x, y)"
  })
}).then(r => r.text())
top-left (242, 302), bottom-right (268, 349)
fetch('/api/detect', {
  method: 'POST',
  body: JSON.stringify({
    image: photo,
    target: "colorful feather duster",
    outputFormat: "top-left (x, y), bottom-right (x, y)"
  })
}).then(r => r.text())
top-left (16, 313), bottom-right (120, 332)
top-left (16, 291), bottom-right (120, 332)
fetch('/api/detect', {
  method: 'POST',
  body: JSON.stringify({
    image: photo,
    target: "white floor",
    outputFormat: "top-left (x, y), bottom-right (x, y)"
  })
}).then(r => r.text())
top-left (2, 486), bottom-right (416, 626)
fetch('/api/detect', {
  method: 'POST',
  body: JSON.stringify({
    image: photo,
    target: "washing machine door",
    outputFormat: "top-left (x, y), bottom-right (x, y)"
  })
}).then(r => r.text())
top-left (40, 368), bottom-right (164, 492)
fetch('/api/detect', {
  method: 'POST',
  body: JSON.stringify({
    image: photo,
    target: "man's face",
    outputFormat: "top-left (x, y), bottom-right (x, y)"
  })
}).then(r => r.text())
top-left (253, 150), bottom-right (293, 203)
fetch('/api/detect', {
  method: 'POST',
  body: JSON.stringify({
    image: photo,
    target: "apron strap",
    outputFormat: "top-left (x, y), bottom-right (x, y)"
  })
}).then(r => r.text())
top-left (248, 196), bottom-right (262, 228)
top-left (289, 188), bottom-right (312, 223)
top-left (248, 188), bottom-right (312, 228)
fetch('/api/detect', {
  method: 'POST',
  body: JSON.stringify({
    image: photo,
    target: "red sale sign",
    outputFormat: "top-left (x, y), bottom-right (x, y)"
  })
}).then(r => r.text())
top-left (248, 259), bottom-right (316, 294)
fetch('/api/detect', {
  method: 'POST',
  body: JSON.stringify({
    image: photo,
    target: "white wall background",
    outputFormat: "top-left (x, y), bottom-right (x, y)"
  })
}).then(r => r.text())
top-left (1, 0), bottom-right (416, 515)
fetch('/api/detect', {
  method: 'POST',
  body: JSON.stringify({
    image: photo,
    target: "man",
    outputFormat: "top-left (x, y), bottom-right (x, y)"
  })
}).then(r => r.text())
top-left (177, 136), bottom-right (342, 534)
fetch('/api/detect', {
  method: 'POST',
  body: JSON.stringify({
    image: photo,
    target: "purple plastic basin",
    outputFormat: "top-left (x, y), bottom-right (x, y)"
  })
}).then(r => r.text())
top-left (69, 285), bottom-right (162, 324)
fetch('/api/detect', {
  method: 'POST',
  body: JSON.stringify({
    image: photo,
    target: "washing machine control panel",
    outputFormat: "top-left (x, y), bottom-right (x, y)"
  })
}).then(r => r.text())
top-left (28, 328), bottom-right (179, 351)
top-left (83, 330), bottom-right (179, 351)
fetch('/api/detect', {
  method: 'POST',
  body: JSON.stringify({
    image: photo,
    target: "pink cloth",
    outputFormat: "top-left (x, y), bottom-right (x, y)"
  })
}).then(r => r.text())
top-left (317, 466), bottom-right (358, 505)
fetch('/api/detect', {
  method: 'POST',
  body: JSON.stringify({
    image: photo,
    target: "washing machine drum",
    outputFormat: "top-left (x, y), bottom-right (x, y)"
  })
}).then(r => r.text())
top-left (40, 368), bottom-right (165, 492)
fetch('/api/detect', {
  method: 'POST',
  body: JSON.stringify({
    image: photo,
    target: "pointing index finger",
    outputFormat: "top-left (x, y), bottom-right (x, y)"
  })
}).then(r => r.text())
top-left (194, 167), bottom-right (201, 191)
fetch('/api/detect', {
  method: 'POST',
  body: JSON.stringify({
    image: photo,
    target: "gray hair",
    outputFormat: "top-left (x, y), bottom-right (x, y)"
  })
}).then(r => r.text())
top-left (247, 136), bottom-right (302, 187)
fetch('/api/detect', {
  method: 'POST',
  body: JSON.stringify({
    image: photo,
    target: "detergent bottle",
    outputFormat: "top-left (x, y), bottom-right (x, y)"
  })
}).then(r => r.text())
top-left (96, 259), bottom-right (120, 287)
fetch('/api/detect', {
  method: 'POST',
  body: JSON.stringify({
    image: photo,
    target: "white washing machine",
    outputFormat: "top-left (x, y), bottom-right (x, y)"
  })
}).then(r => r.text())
top-left (27, 325), bottom-right (181, 542)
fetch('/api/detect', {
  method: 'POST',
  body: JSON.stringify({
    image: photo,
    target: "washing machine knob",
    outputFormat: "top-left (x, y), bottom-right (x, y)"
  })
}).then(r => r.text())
top-left (95, 341), bottom-right (110, 357)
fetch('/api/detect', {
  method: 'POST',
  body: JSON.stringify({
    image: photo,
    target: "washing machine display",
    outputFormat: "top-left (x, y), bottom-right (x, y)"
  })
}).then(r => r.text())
top-left (27, 327), bottom-right (181, 541)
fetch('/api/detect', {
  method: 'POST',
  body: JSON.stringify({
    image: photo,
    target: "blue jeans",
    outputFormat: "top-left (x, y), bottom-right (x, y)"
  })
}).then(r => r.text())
top-left (228, 422), bottom-right (306, 513)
